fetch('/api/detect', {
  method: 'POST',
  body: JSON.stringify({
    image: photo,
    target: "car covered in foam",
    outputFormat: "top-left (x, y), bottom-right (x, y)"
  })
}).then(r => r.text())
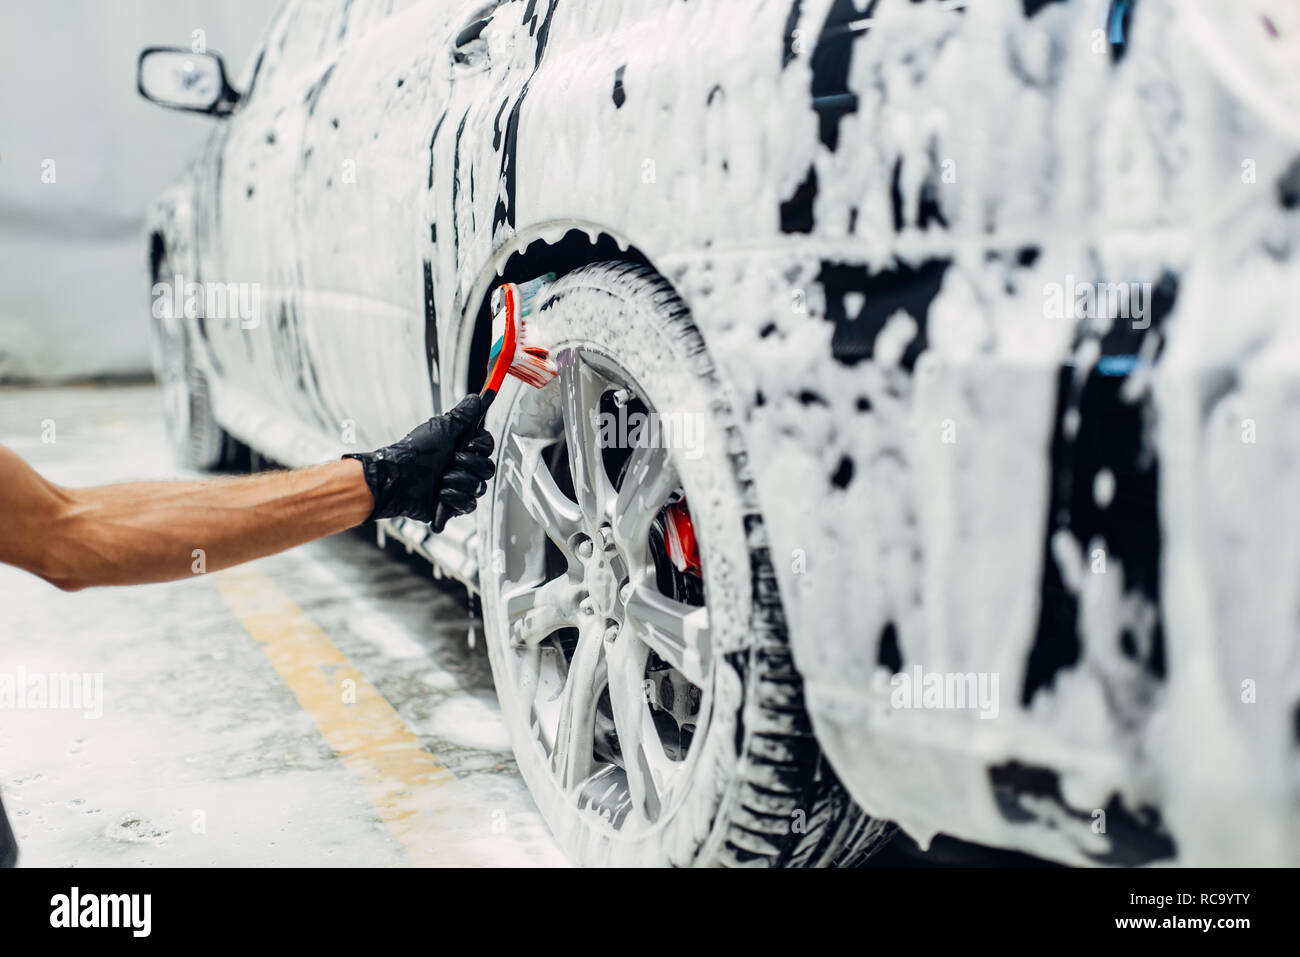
top-left (141, 0), bottom-right (1300, 866)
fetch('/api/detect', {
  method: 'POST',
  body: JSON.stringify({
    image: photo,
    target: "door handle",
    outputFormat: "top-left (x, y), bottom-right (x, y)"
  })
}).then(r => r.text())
top-left (452, 15), bottom-right (492, 67)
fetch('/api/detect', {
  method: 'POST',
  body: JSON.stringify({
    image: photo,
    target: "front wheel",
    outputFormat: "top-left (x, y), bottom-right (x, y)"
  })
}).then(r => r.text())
top-left (477, 263), bottom-right (887, 866)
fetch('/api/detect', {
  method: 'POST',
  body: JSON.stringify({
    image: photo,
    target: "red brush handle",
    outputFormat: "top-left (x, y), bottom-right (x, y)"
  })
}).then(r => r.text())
top-left (482, 283), bottom-right (517, 395)
top-left (434, 280), bottom-right (517, 532)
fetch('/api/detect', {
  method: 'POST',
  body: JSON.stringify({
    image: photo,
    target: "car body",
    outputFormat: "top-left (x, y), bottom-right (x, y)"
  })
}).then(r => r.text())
top-left (142, 0), bottom-right (1300, 866)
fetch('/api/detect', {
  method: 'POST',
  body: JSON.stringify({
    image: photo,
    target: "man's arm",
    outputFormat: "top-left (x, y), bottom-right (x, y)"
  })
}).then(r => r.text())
top-left (0, 446), bottom-right (371, 590)
top-left (0, 395), bottom-right (494, 591)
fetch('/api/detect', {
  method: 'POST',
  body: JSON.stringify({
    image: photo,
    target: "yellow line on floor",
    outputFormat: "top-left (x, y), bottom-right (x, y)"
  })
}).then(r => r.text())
top-left (215, 563), bottom-right (472, 866)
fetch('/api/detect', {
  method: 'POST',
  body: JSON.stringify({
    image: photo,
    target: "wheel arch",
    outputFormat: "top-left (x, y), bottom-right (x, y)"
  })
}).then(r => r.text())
top-left (148, 230), bottom-right (167, 284)
top-left (145, 181), bottom-right (199, 280)
top-left (445, 222), bottom-right (681, 409)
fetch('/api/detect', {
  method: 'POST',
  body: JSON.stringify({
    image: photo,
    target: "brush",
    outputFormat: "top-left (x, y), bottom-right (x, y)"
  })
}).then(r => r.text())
top-left (479, 272), bottom-right (558, 408)
top-left (431, 273), bottom-right (557, 533)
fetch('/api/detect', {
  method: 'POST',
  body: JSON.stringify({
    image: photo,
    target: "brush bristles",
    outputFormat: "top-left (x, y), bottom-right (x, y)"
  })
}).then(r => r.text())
top-left (509, 346), bottom-right (557, 388)
top-left (510, 277), bottom-right (557, 388)
top-left (515, 273), bottom-right (555, 316)
top-left (489, 274), bottom-right (557, 391)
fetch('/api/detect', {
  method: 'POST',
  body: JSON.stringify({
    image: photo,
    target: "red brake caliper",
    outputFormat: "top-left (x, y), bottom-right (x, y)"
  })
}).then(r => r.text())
top-left (662, 499), bottom-right (702, 575)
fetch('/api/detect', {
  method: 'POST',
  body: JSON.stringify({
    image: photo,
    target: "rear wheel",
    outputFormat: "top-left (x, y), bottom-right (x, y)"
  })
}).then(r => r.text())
top-left (478, 263), bottom-right (888, 866)
top-left (150, 251), bottom-right (244, 470)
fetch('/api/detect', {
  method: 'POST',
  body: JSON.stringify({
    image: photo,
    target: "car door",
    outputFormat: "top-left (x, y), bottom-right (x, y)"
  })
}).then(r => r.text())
top-left (292, 0), bottom-right (477, 451)
top-left (209, 0), bottom-right (345, 434)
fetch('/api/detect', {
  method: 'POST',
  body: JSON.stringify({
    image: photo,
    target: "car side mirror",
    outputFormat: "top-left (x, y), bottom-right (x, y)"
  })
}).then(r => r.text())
top-left (137, 47), bottom-right (240, 116)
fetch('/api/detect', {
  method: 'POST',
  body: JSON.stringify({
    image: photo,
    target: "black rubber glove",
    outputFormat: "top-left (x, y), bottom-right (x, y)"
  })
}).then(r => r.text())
top-left (344, 395), bottom-right (495, 532)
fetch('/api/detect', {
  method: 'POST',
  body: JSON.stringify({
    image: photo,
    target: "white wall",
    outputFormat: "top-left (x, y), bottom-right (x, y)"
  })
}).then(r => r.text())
top-left (0, 0), bottom-right (278, 381)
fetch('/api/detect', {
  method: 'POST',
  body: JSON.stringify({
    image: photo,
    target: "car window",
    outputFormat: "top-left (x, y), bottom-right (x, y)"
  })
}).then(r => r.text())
top-left (335, 0), bottom-right (425, 42)
top-left (255, 0), bottom-right (345, 96)
top-left (335, 0), bottom-right (385, 42)
top-left (235, 0), bottom-right (426, 107)
top-left (238, 47), bottom-right (267, 101)
top-left (229, 1), bottom-right (289, 104)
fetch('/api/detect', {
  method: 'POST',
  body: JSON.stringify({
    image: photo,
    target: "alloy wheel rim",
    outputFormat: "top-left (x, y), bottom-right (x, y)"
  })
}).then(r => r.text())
top-left (492, 345), bottom-right (713, 832)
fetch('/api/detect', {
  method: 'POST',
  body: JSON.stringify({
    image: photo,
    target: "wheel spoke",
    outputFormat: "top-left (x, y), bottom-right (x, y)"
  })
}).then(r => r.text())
top-left (551, 621), bottom-right (606, 791)
top-left (502, 436), bottom-right (582, 556)
top-left (612, 440), bottom-right (677, 566)
top-left (558, 351), bottom-right (614, 527)
top-left (607, 635), bottom-right (662, 825)
top-left (625, 584), bottom-right (711, 689)
top-left (518, 643), bottom-right (542, 717)
top-left (505, 577), bottom-right (580, 647)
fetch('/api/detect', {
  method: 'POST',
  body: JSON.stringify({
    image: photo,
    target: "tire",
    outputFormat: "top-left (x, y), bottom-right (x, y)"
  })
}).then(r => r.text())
top-left (477, 262), bottom-right (889, 866)
top-left (150, 251), bottom-right (245, 471)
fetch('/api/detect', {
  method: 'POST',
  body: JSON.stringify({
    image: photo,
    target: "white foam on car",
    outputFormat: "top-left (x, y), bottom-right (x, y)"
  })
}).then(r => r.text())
top-left (158, 0), bottom-right (1300, 863)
